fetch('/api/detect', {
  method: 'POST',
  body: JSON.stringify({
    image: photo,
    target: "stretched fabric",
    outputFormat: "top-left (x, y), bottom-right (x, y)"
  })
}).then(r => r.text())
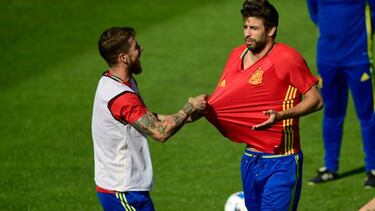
top-left (204, 43), bottom-right (318, 154)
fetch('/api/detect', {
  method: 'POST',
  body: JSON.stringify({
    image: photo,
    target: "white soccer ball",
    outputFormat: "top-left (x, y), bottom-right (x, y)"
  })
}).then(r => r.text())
top-left (224, 191), bottom-right (248, 211)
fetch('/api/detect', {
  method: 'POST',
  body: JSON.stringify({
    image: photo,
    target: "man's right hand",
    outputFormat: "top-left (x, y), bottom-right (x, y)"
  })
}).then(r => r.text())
top-left (188, 95), bottom-right (207, 111)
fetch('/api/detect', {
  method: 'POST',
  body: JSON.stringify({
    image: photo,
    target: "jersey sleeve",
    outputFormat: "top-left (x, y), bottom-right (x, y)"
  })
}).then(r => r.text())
top-left (108, 92), bottom-right (148, 124)
top-left (275, 48), bottom-right (318, 94)
top-left (369, 0), bottom-right (375, 34)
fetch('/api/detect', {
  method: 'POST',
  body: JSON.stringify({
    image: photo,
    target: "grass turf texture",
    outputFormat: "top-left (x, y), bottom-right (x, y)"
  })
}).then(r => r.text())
top-left (1, 0), bottom-right (374, 210)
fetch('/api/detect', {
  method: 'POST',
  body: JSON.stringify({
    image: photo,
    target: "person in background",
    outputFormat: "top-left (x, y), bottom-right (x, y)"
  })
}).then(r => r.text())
top-left (307, 0), bottom-right (375, 188)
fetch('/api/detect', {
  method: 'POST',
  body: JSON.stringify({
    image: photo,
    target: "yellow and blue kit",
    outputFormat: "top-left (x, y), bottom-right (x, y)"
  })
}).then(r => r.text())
top-left (307, 0), bottom-right (375, 173)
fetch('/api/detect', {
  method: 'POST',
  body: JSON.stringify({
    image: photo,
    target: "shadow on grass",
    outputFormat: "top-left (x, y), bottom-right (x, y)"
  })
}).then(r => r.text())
top-left (338, 166), bottom-right (366, 180)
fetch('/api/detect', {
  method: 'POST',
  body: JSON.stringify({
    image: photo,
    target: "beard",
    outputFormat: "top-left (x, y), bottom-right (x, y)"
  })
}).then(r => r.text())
top-left (245, 36), bottom-right (267, 54)
top-left (130, 60), bottom-right (142, 75)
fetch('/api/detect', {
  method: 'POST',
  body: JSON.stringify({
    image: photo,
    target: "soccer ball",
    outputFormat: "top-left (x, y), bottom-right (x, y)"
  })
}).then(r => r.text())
top-left (224, 191), bottom-right (248, 211)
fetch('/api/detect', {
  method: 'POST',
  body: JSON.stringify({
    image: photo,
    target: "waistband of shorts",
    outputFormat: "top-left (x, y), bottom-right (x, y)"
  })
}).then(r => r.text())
top-left (244, 148), bottom-right (296, 158)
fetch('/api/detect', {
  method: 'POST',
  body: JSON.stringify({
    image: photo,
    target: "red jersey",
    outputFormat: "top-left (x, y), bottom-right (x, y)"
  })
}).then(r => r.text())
top-left (205, 43), bottom-right (318, 154)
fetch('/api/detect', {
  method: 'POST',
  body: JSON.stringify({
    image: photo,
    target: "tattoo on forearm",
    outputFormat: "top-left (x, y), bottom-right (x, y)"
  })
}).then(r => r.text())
top-left (140, 113), bottom-right (157, 129)
top-left (156, 113), bottom-right (167, 121)
top-left (182, 102), bottom-right (194, 115)
top-left (157, 125), bottom-right (168, 136)
top-left (132, 102), bottom-right (194, 139)
top-left (132, 112), bottom-right (158, 135)
top-left (172, 114), bottom-right (183, 124)
top-left (131, 121), bottom-right (150, 135)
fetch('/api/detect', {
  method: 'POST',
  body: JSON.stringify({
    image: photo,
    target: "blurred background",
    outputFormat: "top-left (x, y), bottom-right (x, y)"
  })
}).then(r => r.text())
top-left (0, 0), bottom-right (373, 210)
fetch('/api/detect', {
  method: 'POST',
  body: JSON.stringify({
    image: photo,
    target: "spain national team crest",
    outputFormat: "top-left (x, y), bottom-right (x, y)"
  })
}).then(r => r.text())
top-left (249, 68), bottom-right (263, 85)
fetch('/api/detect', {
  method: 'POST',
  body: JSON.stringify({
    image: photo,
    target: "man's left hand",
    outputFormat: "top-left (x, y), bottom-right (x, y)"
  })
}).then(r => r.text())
top-left (252, 110), bottom-right (281, 130)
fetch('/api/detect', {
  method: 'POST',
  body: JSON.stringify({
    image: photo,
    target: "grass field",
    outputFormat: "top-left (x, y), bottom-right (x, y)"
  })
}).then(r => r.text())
top-left (1, 0), bottom-right (374, 210)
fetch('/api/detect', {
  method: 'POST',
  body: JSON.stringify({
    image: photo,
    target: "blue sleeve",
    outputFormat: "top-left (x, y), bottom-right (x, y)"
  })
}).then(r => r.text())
top-left (369, 0), bottom-right (375, 33)
top-left (306, 0), bottom-right (318, 24)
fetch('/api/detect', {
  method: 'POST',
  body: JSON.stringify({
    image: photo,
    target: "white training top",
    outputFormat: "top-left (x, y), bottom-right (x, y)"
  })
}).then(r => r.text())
top-left (91, 75), bottom-right (153, 191)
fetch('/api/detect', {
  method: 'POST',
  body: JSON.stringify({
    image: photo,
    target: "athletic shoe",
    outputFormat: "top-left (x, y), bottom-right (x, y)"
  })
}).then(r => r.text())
top-left (364, 170), bottom-right (375, 189)
top-left (308, 167), bottom-right (338, 185)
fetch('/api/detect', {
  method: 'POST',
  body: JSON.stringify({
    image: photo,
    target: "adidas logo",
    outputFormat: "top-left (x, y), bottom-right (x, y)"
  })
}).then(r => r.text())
top-left (219, 79), bottom-right (226, 87)
top-left (361, 72), bottom-right (370, 82)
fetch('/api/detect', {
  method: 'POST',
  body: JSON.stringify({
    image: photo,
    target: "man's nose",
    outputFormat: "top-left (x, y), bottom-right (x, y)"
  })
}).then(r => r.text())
top-left (244, 29), bottom-right (251, 37)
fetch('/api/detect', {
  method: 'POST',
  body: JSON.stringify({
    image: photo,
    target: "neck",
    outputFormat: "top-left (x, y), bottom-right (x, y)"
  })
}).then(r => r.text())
top-left (108, 65), bottom-right (131, 82)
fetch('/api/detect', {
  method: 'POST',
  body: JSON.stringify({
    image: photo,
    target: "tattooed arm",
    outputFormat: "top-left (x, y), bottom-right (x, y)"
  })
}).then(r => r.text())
top-left (186, 110), bottom-right (204, 123)
top-left (131, 95), bottom-right (206, 142)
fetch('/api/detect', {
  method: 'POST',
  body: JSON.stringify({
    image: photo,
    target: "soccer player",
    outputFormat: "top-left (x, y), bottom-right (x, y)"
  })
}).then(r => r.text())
top-left (202, 0), bottom-right (323, 210)
top-left (307, 0), bottom-right (375, 188)
top-left (91, 27), bottom-right (207, 211)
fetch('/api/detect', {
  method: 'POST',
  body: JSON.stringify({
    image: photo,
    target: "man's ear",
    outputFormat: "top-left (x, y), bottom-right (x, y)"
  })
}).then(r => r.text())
top-left (268, 26), bottom-right (276, 37)
top-left (119, 53), bottom-right (129, 64)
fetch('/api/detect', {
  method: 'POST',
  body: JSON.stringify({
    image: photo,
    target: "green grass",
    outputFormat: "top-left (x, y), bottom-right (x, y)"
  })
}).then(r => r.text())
top-left (1, 0), bottom-right (374, 210)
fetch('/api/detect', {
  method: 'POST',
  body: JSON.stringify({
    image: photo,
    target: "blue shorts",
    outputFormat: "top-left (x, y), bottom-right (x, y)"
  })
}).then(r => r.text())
top-left (241, 149), bottom-right (303, 211)
top-left (97, 191), bottom-right (155, 211)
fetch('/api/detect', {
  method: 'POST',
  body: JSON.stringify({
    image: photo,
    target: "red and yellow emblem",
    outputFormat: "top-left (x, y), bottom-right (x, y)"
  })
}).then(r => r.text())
top-left (249, 68), bottom-right (263, 85)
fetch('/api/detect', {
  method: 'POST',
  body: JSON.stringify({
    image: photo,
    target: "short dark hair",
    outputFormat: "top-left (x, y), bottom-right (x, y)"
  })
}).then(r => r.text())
top-left (98, 27), bottom-right (136, 66)
top-left (240, 0), bottom-right (279, 38)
